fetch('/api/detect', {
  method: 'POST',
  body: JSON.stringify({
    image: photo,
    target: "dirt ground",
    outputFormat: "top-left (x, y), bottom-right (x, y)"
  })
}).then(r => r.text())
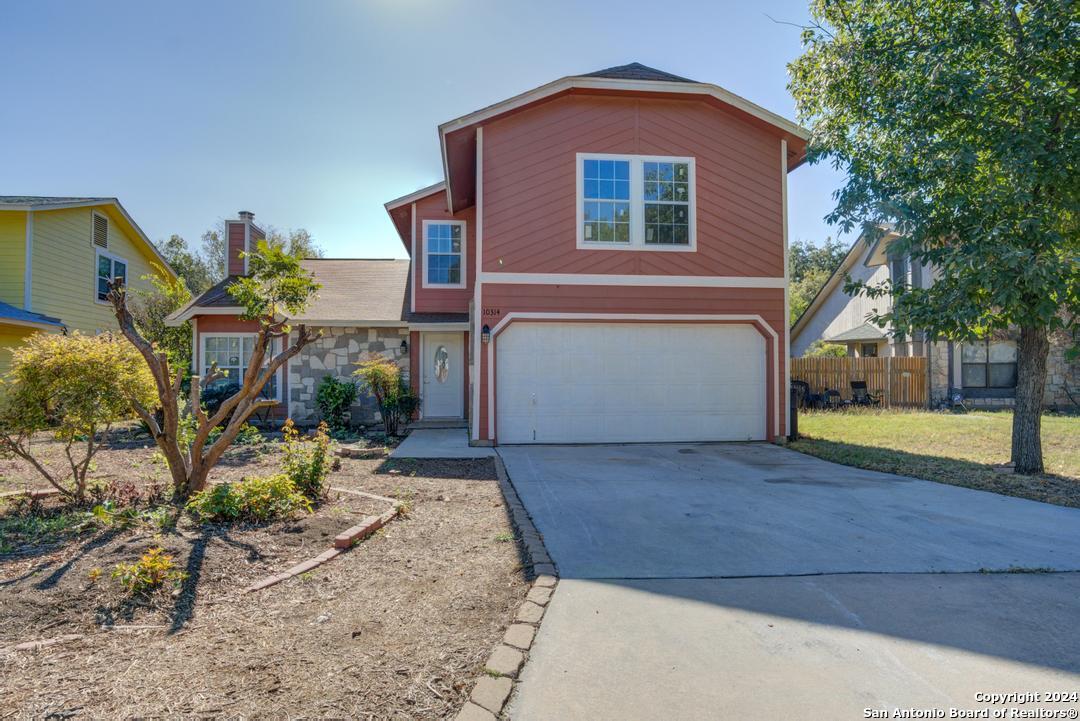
top-left (0, 435), bottom-right (528, 719)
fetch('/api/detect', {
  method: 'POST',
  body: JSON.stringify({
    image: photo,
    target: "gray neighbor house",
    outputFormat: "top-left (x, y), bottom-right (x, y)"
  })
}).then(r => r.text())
top-left (790, 229), bottom-right (1079, 410)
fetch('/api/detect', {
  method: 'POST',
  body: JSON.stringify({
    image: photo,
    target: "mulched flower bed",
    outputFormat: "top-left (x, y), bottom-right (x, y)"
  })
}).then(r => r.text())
top-left (1, 436), bottom-right (527, 719)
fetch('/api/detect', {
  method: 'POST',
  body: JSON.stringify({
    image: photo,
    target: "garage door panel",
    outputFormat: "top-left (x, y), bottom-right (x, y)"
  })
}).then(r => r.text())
top-left (496, 322), bottom-right (767, 444)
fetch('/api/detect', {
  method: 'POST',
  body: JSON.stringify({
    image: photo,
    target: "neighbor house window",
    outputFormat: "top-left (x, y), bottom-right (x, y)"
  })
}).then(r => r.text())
top-left (423, 220), bottom-right (465, 287)
top-left (202, 334), bottom-right (279, 400)
top-left (860, 343), bottom-right (879, 358)
top-left (96, 249), bottom-right (127, 302)
top-left (577, 154), bottom-right (696, 251)
top-left (961, 340), bottom-right (1017, 389)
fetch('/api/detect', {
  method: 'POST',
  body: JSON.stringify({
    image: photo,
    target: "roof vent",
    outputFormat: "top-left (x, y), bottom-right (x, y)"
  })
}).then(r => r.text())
top-left (93, 213), bottom-right (108, 248)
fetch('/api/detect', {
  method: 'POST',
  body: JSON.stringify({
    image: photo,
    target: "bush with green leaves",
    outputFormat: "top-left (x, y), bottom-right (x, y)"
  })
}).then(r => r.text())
top-left (316, 376), bottom-right (358, 431)
top-left (353, 356), bottom-right (419, 436)
top-left (185, 473), bottom-right (311, 523)
top-left (281, 420), bottom-right (332, 500)
top-left (111, 547), bottom-right (187, 596)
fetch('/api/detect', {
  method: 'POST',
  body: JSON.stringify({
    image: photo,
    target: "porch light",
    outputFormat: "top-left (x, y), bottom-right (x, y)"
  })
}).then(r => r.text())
top-left (400, 339), bottom-right (408, 352)
top-left (481, 325), bottom-right (491, 344)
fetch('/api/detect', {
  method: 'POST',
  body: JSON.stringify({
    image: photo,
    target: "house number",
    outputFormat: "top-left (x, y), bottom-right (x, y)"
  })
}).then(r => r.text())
top-left (482, 308), bottom-right (501, 317)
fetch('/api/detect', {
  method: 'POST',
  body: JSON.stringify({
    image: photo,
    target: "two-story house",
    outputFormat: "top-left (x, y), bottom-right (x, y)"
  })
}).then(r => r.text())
top-left (0, 196), bottom-right (175, 374)
top-left (790, 228), bottom-right (1079, 409)
top-left (173, 64), bottom-right (808, 444)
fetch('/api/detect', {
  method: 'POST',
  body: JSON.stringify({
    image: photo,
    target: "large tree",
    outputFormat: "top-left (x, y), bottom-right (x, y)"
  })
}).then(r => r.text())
top-left (108, 241), bottom-right (321, 497)
top-left (789, 236), bottom-right (848, 325)
top-left (789, 0), bottom-right (1078, 473)
top-left (158, 234), bottom-right (215, 295)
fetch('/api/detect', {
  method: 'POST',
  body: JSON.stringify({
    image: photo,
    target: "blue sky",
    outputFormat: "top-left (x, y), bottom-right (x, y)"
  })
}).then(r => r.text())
top-left (0, 0), bottom-right (847, 259)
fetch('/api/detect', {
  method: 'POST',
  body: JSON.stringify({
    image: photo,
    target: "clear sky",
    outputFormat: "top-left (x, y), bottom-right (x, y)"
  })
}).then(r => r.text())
top-left (0, 0), bottom-right (848, 259)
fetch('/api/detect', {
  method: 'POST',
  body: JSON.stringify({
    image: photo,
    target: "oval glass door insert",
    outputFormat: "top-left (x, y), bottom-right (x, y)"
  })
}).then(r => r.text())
top-left (434, 346), bottom-right (449, 383)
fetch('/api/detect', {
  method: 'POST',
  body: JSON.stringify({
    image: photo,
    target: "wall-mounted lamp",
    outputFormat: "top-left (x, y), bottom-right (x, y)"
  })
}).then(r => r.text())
top-left (400, 339), bottom-right (408, 353)
top-left (481, 324), bottom-right (491, 344)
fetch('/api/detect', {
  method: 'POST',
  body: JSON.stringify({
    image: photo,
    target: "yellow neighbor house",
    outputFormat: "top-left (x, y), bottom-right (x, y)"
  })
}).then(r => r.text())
top-left (0, 196), bottom-right (176, 375)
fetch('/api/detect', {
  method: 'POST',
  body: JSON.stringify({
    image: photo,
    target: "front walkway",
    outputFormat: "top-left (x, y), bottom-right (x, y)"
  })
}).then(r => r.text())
top-left (500, 443), bottom-right (1080, 720)
top-left (390, 429), bottom-right (494, 459)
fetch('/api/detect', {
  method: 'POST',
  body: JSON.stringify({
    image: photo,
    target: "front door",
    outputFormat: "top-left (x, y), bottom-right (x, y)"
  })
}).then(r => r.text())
top-left (422, 332), bottom-right (464, 418)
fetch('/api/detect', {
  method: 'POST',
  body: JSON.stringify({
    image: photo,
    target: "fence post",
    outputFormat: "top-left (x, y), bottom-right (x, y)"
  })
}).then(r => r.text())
top-left (886, 356), bottom-right (892, 408)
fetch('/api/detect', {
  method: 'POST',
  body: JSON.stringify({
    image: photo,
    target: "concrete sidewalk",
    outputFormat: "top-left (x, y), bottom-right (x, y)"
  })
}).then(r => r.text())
top-left (390, 429), bottom-right (494, 459)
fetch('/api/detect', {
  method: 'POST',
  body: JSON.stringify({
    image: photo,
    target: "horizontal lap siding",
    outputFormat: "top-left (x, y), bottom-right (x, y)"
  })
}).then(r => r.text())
top-left (481, 95), bottom-right (784, 277)
top-left (412, 193), bottom-right (475, 314)
top-left (0, 213), bottom-right (26, 306)
top-left (476, 284), bottom-right (787, 442)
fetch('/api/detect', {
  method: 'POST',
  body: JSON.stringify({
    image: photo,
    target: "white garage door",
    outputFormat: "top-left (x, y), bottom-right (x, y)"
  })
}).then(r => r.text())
top-left (496, 322), bottom-right (766, 444)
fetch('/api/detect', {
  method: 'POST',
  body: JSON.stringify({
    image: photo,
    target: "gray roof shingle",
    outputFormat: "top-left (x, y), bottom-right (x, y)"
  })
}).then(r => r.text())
top-left (580, 63), bottom-right (696, 83)
top-left (0, 196), bottom-right (113, 208)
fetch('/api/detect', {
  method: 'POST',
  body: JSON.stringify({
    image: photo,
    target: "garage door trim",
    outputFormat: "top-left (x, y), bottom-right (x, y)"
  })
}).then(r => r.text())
top-left (487, 312), bottom-right (780, 442)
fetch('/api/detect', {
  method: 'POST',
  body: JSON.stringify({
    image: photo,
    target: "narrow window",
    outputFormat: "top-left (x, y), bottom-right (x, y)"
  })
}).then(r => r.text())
top-left (424, 221), bottom-right (465, 287)
top-left (96, 250), bottom-right (127, 301)
top-left (643, 161), bottom-right (690, 245)
top-left (582, 159), bottom-right (631, 243)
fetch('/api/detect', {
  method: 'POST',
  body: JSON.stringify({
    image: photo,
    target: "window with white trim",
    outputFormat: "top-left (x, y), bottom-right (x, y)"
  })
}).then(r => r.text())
top-left (96, 249), bottom-right (127, 302)
top-left (424, 220), bottom-right (465, 287)
top-left (202, 334), bottom-right (280, 401)
top-left (577, 154), bottom-right (696, 250)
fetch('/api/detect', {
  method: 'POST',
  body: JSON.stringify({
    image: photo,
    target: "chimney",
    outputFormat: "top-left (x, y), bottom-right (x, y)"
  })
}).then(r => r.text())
top-left (226, 210), bottom-right (264, 276)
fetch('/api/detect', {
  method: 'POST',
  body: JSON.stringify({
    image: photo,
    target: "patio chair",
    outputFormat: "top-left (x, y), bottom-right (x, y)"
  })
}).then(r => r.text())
top-left (822, 389), bottom-right (844, 410)
top-left (850, 380), bottom-right (882, 406)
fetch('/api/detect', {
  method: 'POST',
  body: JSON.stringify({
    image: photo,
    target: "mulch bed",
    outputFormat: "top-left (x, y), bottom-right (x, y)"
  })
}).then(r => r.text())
top-left (0, 436), bottom-right (528, 719)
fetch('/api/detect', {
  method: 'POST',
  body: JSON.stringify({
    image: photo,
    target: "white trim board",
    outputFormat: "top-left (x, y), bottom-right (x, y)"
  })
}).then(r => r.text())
top-left (384, 182), bottom-right (447, 211)
top-left (477, 272), bottom-right (784, 288)
top-left (23, 211), bottom-right (33, 310)
top-left (472, 126), bottom-right (484, 443)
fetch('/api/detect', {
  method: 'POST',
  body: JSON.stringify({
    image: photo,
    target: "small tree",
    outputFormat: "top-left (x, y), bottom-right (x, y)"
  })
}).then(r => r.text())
top-left (353, 355), bottom-right (416, 436)
top-left (0, 332), bottom-right (158, 502)
top-left (108, 240), bottom-right (321, 498)
top-left (804, 340), bottom-right (848, 358)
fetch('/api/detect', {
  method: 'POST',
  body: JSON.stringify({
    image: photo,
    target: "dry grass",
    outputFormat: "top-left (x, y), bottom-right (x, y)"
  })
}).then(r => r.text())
top-left (789, 409), bottom-right (1080, 508)
top-left (0, 438), bottom-right (528, 719)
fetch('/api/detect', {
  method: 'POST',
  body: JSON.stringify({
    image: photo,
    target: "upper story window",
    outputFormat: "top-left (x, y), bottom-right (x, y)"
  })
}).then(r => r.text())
top-left (96, 249), bottom-right (127, 302)
top-left (423, 220), bottom-right (466, 288)
top-left (577, 154), bottom-right (696, 252)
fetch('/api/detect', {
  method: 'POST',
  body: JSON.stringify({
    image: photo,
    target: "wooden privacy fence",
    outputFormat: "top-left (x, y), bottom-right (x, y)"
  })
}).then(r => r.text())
top-left (791, 356), bottom-right (928, 408)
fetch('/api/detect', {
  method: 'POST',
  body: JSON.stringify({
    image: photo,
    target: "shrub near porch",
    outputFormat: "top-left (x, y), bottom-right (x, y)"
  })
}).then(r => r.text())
top-left (789, 410), bottom-right (1080, 508)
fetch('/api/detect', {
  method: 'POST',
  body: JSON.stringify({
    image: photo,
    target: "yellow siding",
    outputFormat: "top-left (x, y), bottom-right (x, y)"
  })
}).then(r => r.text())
top-left (0, 211), bottom-right (26, 307)
top-left (0, 323), bottom-right (37, 378)
top-left (30, 206), bottom-right (164, 334)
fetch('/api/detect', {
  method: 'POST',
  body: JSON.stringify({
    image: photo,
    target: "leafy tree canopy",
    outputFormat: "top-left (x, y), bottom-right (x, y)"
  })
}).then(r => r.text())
top-left (789, 237), bottom-right (848, 325)
top-left (157, 234), bottom-right (215, 295)
top-left (229, 240), bottom-right (322, 325)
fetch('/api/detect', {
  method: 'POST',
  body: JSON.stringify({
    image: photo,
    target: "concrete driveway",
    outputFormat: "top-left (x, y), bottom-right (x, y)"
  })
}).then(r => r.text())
top-left (500, 443), bottom-right (1080, 720)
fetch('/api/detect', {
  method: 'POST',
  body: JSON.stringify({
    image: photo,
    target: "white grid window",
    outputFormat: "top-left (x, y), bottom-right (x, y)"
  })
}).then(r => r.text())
top-left (577, 154), bottom-right (696, 251)
top-left (96, 250), bottom-right (127, 302)
top-left (202, 335), bottom-right (279, 400)
top-left (424, 220), bottom-right (465, 287)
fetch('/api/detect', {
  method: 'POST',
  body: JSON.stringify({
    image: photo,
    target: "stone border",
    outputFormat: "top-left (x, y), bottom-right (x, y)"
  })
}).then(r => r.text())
top-left (244, 495), bottom-right (401, 594)
top-left (455, 454), bottom-right (558, 720)
top-left (334, 445), bottom-right (390, 460)
top-left (0, 488), bottom-right (62, 501)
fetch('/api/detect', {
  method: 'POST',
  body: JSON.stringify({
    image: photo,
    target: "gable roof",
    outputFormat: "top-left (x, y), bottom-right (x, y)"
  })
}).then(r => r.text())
top-left (580, 63), bottom-right (696, 83)
top-left (0, 196), bottom-right (175, 278)
top-left (435, 62), bottom-right (810, 213)
top-left (0, 301), bottom-right (64, 331)
top-left (168, 258), bottom-right (411, 325)
top-left (826, 322), bottom-right (886, 343)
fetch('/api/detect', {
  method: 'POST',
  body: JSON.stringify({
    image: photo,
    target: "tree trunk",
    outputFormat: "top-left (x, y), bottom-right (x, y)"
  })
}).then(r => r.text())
top-left (1011, 325), bottom-right (1049, 475)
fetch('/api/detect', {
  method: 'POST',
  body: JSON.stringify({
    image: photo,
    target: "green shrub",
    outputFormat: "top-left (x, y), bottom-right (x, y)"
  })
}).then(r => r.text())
top-left (234, 423), bottom-right (264, 446)
top-left (316, 376), bottom-right (358, 431)
top-left (353, 356), bottom-right (418, 436)
top-left (281, 419), bottom-right (333, 500)
top-left (112, 547), bottom-right (187, 596)
top-left (185, 473), bottom-right (311, 523)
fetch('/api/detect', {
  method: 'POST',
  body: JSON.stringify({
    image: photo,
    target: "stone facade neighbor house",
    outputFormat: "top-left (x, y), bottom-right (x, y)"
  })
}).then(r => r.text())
top-left (172, 63), bottom-right (810, 443)
top-left (0, 196), bottom-right (176, 375)
top-left (790, 229), bottom-right (1079, 409)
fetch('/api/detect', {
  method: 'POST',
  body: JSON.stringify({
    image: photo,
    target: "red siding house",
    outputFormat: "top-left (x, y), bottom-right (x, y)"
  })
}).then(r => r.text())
top-left (174, 63), bottom-right (808, 444)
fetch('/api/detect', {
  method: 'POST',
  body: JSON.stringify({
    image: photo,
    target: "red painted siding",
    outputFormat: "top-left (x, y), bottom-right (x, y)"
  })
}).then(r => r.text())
top-left (226, 222), bottom-right (246, 277)
top-left (475, 284), bottom-right (787, 442)
top-left (480, 94), bottom-right (784, 277)
top-left (411, 192), bottom-right (476, 314)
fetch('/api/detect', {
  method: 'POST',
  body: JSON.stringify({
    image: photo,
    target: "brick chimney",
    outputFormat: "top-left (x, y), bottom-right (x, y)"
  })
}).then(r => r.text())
top-left (225, 210), bottom-right (265, 276)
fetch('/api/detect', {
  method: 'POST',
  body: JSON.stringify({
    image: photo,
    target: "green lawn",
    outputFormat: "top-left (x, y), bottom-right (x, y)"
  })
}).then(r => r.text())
top-left (788, 410), bottom-right (1080, 508)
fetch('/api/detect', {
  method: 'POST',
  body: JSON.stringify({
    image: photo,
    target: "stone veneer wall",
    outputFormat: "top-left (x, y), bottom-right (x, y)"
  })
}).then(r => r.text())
top-left (288, 326), bottom-right (410, 425)
top-left (927, 334), bottom-right (1079, 410)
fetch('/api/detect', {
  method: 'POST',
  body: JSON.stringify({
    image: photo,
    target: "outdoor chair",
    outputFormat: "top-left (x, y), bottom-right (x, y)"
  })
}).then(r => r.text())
top-left (822, 389), bottom-right (844, 410)
top-left (850, 380), bottom-right (882, 406)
